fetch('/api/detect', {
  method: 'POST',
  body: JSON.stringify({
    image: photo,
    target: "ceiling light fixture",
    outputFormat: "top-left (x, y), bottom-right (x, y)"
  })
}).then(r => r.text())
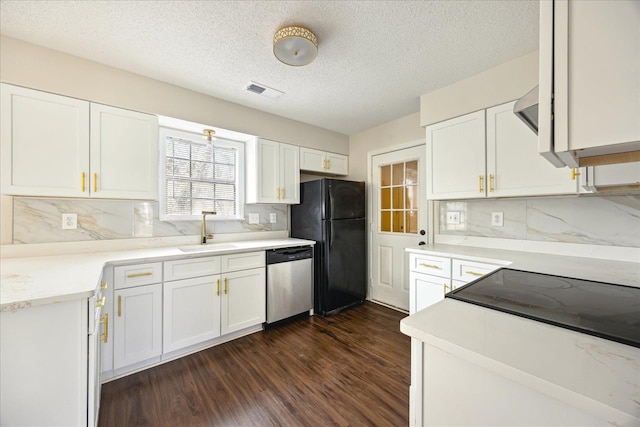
top-left (273, 25), bottom-right (318, 66)
top-left (203, 129), bottom-right (216, 142)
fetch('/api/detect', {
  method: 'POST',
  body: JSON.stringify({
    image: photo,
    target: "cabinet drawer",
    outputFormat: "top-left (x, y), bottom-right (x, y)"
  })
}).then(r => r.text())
top-left (409, 253), bottom-right (451, 278)
top-left (221, 251), bottom-right (265, 272)
top-left (451, 259), bottom-right (503, 283)
top-left (114, 262), bottom-right (162, 289)
top-left (164, 256), bottom-right (221, 282)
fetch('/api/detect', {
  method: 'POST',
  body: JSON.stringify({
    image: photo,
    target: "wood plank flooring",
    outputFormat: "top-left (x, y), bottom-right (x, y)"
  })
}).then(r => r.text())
top-left (99, 302), bottom-right (410, 427)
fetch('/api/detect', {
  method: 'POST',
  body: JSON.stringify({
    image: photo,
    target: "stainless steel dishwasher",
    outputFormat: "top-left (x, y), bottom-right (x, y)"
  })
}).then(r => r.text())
top-left (265, 246), bottom-right (313, 324)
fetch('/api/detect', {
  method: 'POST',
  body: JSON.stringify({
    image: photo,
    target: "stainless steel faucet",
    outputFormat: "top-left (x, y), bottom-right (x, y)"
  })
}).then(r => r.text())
top-left (201, 211), bottom-right (217, 244)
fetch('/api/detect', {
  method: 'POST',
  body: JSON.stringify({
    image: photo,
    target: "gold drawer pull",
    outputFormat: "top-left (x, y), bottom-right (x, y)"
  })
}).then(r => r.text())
top-left (478, 175), bottom-right (484, 193)
top-left (443, 283), bottom-right (450, 296)
top-left (100, 313), bottom-right (109, 343)
top-left (489, 174), bottom-right (495, 192)
top-left (465, 271), bottom-right (484, 277)
top-left (81, 172), bottom-right (86, 192)
top-left (418, 262), bottom-right (440, 269)
top-left (93, 173), bottom-right (97, 192)
top-left (224, 278), bottom-right (228, 294)
top-left (571, 168), bottom-right (580, 180)
top-left (126, 272), bottom-right (153, 279)
top-left (96, 296), bottom-right (105, 308)
top-left (216, 278), bottom-right (220, 296)
top-left (101, 281), bottom-right (108, 290)
top-left (118, 295), bottom-right (122, 317)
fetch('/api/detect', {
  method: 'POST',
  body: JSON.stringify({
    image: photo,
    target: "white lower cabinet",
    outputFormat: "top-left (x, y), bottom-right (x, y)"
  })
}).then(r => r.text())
top-left (113, 283), bottom-right (163, 370)
top-left (163, 275), bottom-right (221, 353)
top-left (0, 289), bottom-right (102, 427)
top-left (411, 271), bottom-right (451, 314)
top-left (221, 267), bottom-right (266, 335)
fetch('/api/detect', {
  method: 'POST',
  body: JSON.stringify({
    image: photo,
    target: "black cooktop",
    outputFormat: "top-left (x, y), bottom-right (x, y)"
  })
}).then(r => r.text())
top-left (447, 268), bottom-right (640, 348)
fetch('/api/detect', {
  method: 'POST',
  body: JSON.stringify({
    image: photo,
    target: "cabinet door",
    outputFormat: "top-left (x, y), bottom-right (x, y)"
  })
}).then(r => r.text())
top-left (279, 142), bottom-right (300, 204)
top-left (221, 267), bottom-right (266, 335)
top-left (426, 110), bottom-right (486, 200)
top-left (299, 147), bottom-right (326, 172)
top-left (553, 0), bottom-right (640, 166)
top-left (410, 271), bottom-right (450, 314)
top-left (113, 283), bottom-right (162, 369)
top-left (0, 83), bottom-right (90, 197)
top-left (90, 103), bottom-right (159, 200)
top-left (163, 275), bottom-right (221, 353)
top-left (326, 152), bottom-right (349, 175)
top-left (251, 138), bottom-right (280, 203)
top-left (100, 266), bottom-right (114, 379)
top-left (486, 102), bottom-right (576, 197)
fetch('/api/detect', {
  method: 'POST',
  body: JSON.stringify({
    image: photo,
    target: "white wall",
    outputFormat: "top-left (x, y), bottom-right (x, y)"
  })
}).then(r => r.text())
top-left (420, 51), bottom-right (539, 126)
top-left (0, 36), bottom-right (349, 153)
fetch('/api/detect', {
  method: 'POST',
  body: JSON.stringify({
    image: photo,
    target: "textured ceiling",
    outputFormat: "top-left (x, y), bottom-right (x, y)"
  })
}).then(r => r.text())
top-left (0, 0), bottom-right (539, 135)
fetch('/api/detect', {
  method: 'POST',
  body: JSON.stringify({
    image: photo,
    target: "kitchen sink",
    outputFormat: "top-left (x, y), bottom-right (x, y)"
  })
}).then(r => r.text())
top-left (178, 243), bottom-right (239, 253)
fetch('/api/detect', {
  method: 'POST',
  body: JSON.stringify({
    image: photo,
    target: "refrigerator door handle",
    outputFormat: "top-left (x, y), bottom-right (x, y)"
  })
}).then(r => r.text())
top-left (328, 221), bottom-right (333, 249)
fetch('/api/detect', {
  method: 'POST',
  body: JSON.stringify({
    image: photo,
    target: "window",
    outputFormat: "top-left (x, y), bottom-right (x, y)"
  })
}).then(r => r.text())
top-left (379, 160), bottom-right (418, 233)
top-left (159, 127), bottom-right (244, 221)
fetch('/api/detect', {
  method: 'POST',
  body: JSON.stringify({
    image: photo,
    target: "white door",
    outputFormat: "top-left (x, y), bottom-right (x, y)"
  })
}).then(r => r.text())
top-left (370, 144), bottom-right (427, 311)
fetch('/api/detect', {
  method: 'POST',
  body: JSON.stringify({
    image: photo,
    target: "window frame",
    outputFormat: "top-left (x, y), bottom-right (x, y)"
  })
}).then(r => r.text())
top-left (159, 126), bottom-right (245, 221)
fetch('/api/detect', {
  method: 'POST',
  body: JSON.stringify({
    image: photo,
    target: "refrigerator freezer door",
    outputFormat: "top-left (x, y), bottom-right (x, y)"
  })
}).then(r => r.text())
top-left (326, 179), bottom-right (365, 220)
top-left (321, 218), bottom-right (366, 313)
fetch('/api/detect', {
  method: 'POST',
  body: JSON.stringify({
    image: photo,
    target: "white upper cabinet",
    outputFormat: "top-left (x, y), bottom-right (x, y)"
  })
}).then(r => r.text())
top-left (539, 0), bottom-right (640, 168)
top-left (1, 83), bottom-right (90, 197)
top-left (486, 101), bottom-right (576, 197)
top-left (426, 110), bottom-right (486, 200)
top-left (300, 147), bottom-right (348, 175)
top-left (427, 102), bottom-right (578, 200)
top-left (90, 103), bottom-right (158, 200)
top-left (0, 83), bottom-right (159, 199)
top-left (245, 137), bottom-right (300, 204)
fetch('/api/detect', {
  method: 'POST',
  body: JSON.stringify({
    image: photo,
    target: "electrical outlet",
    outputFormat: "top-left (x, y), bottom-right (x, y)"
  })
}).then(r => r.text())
top-left (491, 211), bottom-right (504, 227)
top-left (446, 211), bottom-right (460, 225)
top-left (269, 213), bottom-right (277, 224)
top-left (62, 213), bottom-right (78, 230)
top-left (248, 213), bottom-right (259, 224)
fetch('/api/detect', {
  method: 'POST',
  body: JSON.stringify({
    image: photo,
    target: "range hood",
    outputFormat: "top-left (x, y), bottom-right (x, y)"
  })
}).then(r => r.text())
top-left (513, 86), bottom-right (539, 134)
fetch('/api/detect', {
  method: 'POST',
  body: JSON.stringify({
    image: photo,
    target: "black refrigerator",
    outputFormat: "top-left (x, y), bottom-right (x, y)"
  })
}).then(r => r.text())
top-left (290, 179), bottom-right (366, 315)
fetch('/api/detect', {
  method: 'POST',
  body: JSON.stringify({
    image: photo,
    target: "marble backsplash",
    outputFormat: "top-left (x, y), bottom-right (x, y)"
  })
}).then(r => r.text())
top-left (439, 195), bottom-right (640, 248)
top-left (9, 197), bottom-right (288, 245)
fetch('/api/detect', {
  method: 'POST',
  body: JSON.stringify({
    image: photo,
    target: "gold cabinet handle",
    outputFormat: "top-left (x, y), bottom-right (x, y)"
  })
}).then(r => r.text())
top-left (418, 262), bottom-right (440, 270)
top-left (465, 270), bottom-right (484, 277)
top-left (280, 188), bottom-right (285, 200)
top-left (101, 281), bottom-right (108, 290)
top-left (126, 272), bottom-right (153, 279)
top-left (117, 295), bottom-right (122, 317)
top-left (571, 168), bottom-right (580, 180)
top-left (96, 296), bottom-right (105, 308)
top-left (479, 175), bottom-right (484, 193)
top-left (326, 158), bottom-right (331, 170)
top-left (81, 172), bottom-right (86, 192)
top-left (216, 278), bottom-right (220, 296)
top-left (224, 277), bottom-right (228, 294)
top-left (93, 173), bottom-right (97, 192)
top-left (489, 174), bottom-right (495, 192)
top-left (443, 283), bottom-right (450, 296)
top-left (100, 312), bottom-right (109, 343)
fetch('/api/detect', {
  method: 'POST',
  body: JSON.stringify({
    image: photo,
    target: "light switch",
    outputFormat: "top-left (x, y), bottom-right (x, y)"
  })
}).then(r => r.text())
top-left (269, 213), bottom-right (277, 223)
top-left (248, 213), bottom-right (259, 224)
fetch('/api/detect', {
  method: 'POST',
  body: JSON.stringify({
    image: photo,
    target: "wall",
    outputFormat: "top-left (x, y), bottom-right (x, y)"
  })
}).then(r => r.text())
top-left (0, 36), bottom-right (349, 153)
top-left (9, 197), bottom-right (287, 245)
top-left (347, 111), bottom-right (424, 181)
top-left (420, 51), bottom-right (538, 126)
top-left (439, 196), bottom-right (640, 248)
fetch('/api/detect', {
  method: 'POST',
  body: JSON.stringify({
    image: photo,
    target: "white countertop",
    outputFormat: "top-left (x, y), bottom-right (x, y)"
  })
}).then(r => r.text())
top-left (0, 238), bottom-right (314, 312)
top-left (406, 243), bottom-right (640, 287)
top-left (400, 299), bottom-right (640, 425)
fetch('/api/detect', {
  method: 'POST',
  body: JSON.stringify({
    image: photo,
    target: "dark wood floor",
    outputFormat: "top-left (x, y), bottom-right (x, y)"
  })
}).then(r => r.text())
top-left (99, 302), bottom-right (410, 427)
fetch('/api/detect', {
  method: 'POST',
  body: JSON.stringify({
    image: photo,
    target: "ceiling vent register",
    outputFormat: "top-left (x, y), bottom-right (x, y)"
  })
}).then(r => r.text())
top-left (245, 81), bottom-right (284, 100)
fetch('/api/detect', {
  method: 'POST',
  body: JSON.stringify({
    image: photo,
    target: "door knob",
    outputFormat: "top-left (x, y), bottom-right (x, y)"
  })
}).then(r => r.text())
top-left (419, 230), bottom-right (426, 235)
top-left (418, 241), bottom-right (426, 246)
